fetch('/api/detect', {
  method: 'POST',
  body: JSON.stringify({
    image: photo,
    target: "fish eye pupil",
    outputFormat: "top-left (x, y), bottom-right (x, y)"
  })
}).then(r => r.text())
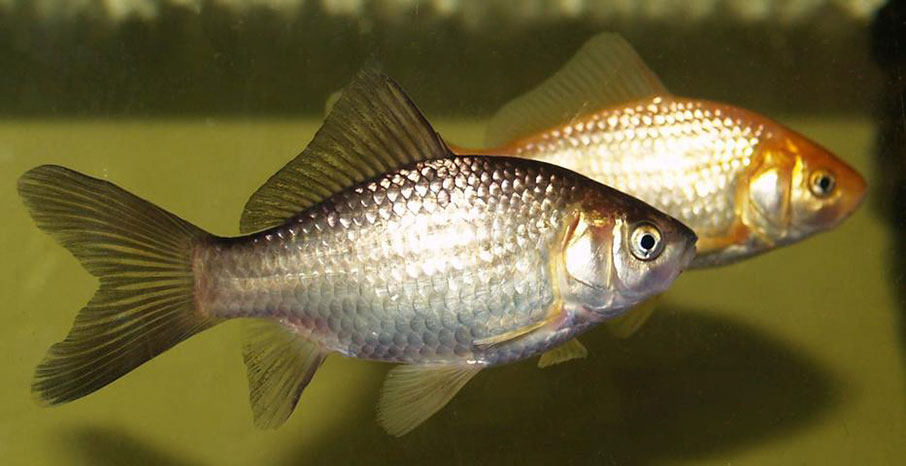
top-left (809, 170), bottom-right (835, 197)
top-left (630, 223), bottom-right (663, 261)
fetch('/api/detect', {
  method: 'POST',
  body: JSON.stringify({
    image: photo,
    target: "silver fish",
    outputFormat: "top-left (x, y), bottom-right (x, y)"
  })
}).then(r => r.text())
top-left (19, 69), bottom-right (696, 436)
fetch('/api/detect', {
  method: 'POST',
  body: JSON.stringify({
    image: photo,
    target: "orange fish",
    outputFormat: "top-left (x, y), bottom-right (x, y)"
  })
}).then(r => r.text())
top-left (459, 33), bottom-right (866, 268)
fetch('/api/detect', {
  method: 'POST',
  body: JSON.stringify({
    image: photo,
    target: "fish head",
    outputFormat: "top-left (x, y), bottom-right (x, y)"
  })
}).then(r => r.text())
top-left (743, 129), bottom-right (866, 247)
top-left (559, 195), bottom-right (697, 321)
top-left (786, 131), bottom-right (866, 237)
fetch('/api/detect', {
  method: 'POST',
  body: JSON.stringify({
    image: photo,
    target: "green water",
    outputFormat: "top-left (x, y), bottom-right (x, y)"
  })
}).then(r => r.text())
top-left (0, 117), bottom-right (903, 465)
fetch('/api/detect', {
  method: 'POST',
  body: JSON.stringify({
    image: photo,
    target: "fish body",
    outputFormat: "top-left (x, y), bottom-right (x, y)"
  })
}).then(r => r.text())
top-left (20, 69), bottom-right (696, 436)
top-left (200, 155), bottom-right (693, 366)
top-left (490, 97), bottom-right (758, 256)
top-left (472, 33), bottom-right (866, 267)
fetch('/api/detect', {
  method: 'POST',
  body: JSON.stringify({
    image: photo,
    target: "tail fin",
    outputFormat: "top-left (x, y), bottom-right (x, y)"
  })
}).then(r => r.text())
top-left (18, 165), bottom-right (219, 405)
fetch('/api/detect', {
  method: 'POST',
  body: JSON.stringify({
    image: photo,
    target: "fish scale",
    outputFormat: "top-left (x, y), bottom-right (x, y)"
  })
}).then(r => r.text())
top-left (198, 156), bottom-right (585, 366)
top-left (512, 97), bottom-right (762, 239)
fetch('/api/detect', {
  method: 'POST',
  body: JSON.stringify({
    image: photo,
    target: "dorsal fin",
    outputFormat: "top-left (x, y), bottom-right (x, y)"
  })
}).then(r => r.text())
top-left (240, 68), bottom-right (450, 234)
top-left (485, 32), bottom-right (669, 147)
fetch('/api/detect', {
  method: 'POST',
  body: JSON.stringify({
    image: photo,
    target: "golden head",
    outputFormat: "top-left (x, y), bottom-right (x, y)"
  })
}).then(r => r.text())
top-left (741, 126), bottom-right (866, 251)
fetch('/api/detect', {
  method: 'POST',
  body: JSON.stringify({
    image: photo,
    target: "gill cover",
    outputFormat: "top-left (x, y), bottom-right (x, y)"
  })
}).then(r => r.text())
top-left (561, 210), bottom-right (617, 311)
top-left (741, 150), bottom-right (793, 242)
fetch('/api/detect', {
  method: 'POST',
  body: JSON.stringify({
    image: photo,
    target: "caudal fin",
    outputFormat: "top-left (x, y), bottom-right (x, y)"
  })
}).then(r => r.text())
top-left (18, 165), bottom-right (219, 405)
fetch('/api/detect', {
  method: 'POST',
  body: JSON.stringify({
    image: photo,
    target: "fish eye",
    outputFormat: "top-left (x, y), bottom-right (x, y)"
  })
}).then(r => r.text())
top-left (808, 170), bottom-right (836, 198)
top-left (630, 222), bottom-right (663, 261)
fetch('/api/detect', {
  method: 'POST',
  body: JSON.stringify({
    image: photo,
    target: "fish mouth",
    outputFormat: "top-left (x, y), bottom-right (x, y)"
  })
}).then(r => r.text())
top-left (810, 186), bottom-right (867, 232)
top-left (681, 237), bottom-right (698, 268)
top-left (844, 178), bottom-right (868, 218)
top-left (827, 163), bottom-right (868, 227)
top-left (672, 222), bottom-right (698, 268)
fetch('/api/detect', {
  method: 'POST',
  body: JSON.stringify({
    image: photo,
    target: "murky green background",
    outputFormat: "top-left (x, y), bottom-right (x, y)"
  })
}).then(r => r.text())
top-left (1, 116), bottom-right (903, 465)
top-left (2, 0), bottom-right (905, 464)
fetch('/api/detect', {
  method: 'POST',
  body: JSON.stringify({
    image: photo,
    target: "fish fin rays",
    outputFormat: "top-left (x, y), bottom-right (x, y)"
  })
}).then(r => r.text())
top-left (473, 307), bottom-right (562, 350)
top-left (240, 68), bottom-right (450, 234)
top-left (242, 320), bottom-right (327, 429)
top-left (538, 338), bottom-right (588, 368)
top-left (323, 89), bottom-right (342, 118)
top-left (485, 32), bottom-right (668, 147)
top-left (604, 295), bottom-right (661, 339)
top-left (18, 165), bottom-right (217, 406)
top-left (377, 364), bottom-right (482, 437)
top-left (473, 319), bottom-right (550, 349)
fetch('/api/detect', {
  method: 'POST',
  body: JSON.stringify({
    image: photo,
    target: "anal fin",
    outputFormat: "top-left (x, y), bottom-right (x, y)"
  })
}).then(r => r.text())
top-left (377, 364), bottom-right (482, 437)
top-left (243, 320), bottom-right (327, 429)
top-left (538, 338), bottom-right (588, 368)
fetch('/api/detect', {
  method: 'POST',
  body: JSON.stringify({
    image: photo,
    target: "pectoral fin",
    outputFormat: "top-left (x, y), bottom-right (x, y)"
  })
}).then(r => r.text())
top-left (604, 295), bottom-right (661, 339)
top-left (242, 320), bottom-right (328, 429)
top-left (473, 318), bottom-right (551, 349)
top-left (538, 338), bottom-right (588, 368)
top-left (472, 299), bottom-right (566, 350)
top-left (377, 364), bottom-right (482, 436)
